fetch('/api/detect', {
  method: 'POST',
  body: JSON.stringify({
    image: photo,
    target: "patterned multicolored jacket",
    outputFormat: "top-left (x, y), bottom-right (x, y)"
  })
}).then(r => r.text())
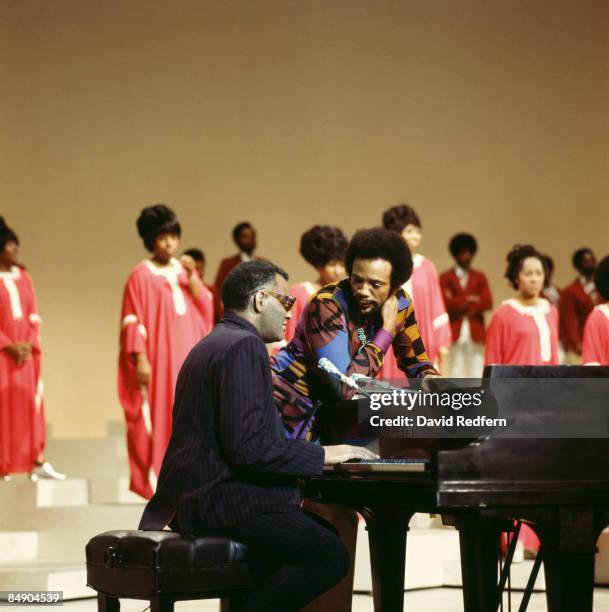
top-left (271, 278), bottom-right (437, 439)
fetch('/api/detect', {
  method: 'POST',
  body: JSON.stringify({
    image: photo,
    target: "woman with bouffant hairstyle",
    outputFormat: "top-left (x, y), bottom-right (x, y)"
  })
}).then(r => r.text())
top-left (283, 225), bottom-right (348, 342)
top-left (0, 218), bottom-right (64, 480)
top-left (484, 244), bottom-right (559, 559)
top-left (380, 204), bottom-right (451, 376)
top-left (485, 244), bottom-right (558, 367)
top-left (118, 204), bottom-right (213, 499)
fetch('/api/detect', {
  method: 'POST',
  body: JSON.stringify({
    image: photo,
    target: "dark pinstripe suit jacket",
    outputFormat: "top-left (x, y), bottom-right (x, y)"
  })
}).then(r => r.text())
top-left (139, 312), bottom-right (325, 532)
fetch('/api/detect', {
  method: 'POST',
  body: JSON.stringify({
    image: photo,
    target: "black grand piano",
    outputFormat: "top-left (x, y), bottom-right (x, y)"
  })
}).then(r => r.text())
top-left (302, 365), bottom-right (609, 612)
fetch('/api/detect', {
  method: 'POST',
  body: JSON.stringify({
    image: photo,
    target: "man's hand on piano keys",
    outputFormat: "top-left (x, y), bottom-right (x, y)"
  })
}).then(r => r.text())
top-left (322, 445), bottom-right (380, 466)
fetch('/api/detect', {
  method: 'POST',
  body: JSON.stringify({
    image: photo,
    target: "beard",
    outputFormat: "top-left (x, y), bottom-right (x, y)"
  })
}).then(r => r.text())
top-left (359, 302), bottom-right (383, 320)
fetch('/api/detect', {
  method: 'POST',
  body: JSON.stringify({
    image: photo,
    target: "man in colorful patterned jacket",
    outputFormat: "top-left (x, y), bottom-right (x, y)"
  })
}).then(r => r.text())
top-left (270, 226), bottom-right (438, 612)
top-left (272, 226), bottom-right (438, 440)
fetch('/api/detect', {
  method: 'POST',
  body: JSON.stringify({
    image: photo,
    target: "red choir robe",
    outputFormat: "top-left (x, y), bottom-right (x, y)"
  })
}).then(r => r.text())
top-left (203, 281), bottom-right (218, 322)
top-left (118, 258), bottom-right (213, 499)
top-left (379, 254), bottom-right (451, 379)
top-left (0, 266), bottom-right (45, 475)
top-left (484, 298), bottom-right (559, 366)
top-left (213, 254), bottom-right (243, 296)
top-left (484, 297), bottom-right (559, 553)
top-left (285, 282), bottom-right (318, 343)
top-left (582, 304), bottom-right (609, 365)
top-left (266, 282), bottom-right (318, 357)
top-left (213, 253), bottom-right (265, 322)
top-left (559, 278), bottom-right (599, 354)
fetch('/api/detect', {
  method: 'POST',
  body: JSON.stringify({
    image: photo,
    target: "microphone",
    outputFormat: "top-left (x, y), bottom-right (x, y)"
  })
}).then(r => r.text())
top-left (318, 357), bottom-right (371, 397)
top-left (352, 373), bottom-right (399, 392)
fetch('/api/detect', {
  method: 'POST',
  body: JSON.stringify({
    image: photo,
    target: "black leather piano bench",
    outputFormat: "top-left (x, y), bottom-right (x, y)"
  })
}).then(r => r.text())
top-left (86, 530), bottom-right (254, 612)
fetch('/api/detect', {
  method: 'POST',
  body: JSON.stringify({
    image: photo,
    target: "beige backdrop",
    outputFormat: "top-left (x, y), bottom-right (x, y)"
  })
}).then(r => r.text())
top-left (1, 0), bottom-right (608, 438)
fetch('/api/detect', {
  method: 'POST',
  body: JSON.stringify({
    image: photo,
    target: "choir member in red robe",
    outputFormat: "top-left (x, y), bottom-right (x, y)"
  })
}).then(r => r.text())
top-left (181, 247), bottom-right (216, 316)
top-left (379, 204), bottom-right (451, 378)
top-left (560, 248), bottom-right (600, 364)
top-left (440, 233), bottom-right (493, 378)
top-left (0, 218), bottom-right (63, 480)
top-left (213, 222), bottom-right (262, 321)
top-left (119, 205), bottom-right (213, 499)
top-left (485, 245), bottom-right (559, 557)
top-left (284, 225), bottom-right (347, 343)
top-left (485, 245), bottom-right (559, 366)
top-left (582, 255), bottom-right (609, 365)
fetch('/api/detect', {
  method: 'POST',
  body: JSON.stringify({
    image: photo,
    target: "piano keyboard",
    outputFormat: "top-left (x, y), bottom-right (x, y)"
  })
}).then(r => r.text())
top-left (325, 458), bottom-right (429, 473)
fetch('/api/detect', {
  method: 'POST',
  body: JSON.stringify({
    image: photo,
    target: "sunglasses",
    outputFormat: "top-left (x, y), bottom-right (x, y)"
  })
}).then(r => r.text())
top-left (262, 290), bottom-right (296, 312)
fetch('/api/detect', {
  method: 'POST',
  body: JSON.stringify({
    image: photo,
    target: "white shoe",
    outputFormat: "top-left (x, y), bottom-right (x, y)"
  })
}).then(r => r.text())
top-left (30, 461), bottom-right (66, 481)
top-left (1, 474), bottom-right (12, 482)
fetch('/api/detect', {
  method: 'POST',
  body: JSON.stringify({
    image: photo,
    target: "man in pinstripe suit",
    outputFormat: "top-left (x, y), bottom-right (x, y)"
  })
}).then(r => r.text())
top-left (139, 260), bottom-right (377, 612)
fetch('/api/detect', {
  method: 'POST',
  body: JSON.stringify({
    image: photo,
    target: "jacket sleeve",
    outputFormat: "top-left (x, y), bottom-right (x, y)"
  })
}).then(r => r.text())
top-left (216, 336), bottom-right (325, 476)
top-left (440, 273), bottom-right (468, 315)
top-left (393, 296), bottom-right (438, 378)
top-left (304, 297), bottom-right (393, 398)
top-left (466, 273), bottom-right (493, 315)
